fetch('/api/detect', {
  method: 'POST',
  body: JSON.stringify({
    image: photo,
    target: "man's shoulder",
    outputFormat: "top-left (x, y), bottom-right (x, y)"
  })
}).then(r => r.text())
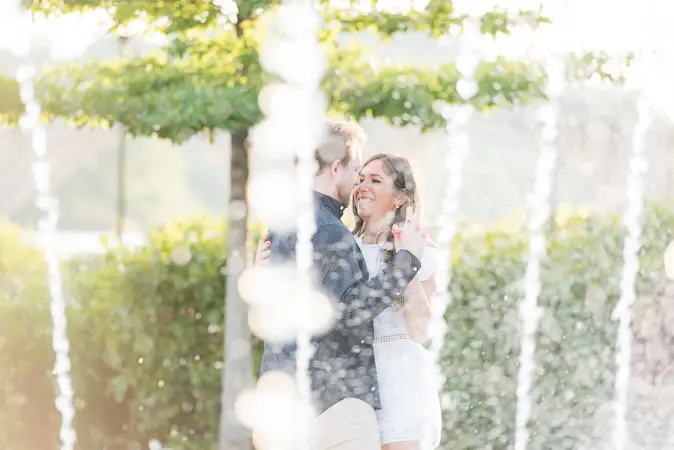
top-left (315, 207), bottom-right (347, 226)
top-left (270, 210), bottom-right (353, 251)
top-left (313, 215), bottom-right (353, 247)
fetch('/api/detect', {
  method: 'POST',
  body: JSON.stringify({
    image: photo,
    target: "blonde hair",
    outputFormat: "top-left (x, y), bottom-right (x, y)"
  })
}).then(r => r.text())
top-left (314, 120), bottom-right (366, 173)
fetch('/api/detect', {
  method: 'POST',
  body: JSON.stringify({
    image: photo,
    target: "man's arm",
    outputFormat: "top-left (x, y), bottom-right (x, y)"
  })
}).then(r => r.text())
top-left (314, 223), bottom-right (421, 327)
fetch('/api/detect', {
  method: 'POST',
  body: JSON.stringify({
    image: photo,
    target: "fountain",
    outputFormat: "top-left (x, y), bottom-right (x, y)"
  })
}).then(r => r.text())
top-left (8, 2), bottom-right (77, 449)
top-left (513, 54), bottom-right (565, 450)
top-left (428, 3), bottom-right (480, 418)
top-left (250, 1), bottom-right (325, 448)
top-left (282, 3), bottom-right (325, 448)
top-left (611, 93), bottom-right (652, 450)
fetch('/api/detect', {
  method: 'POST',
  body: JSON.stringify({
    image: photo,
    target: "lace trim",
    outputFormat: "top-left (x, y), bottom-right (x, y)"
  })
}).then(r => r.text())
top-left (374, 333), bottom-right (412, 344)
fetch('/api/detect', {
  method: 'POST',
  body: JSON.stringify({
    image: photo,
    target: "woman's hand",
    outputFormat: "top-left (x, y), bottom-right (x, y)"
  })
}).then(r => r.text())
top-left (254, 231), bottom-right (271, 267)
top-left (392, 205), bottom-right (427, 258)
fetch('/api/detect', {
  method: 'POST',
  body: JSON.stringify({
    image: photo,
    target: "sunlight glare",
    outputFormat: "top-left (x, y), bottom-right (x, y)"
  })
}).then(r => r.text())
top-left (247, 276), bottom-right (335, 344)
top-left (248, 167), bottom-right (299, 232)
top-left (664, 241), bottom-right (674, 280)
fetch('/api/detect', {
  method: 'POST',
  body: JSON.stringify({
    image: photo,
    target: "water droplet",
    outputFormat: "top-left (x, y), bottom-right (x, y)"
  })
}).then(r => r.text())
top-left (171, 245), bottom-right (192, 266)
top-left (664, 241), bottom-right (674, 279)
top-left (182, 402), bottom-right (194, 413)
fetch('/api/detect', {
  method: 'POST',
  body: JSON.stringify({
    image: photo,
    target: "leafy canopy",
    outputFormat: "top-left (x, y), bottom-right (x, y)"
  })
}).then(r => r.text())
top-left (0, 75), bottom-right (24, 123)
top-left (27, 0), bottom-right (548, 38)
top-left (2, 0), bottom-right (625, 142)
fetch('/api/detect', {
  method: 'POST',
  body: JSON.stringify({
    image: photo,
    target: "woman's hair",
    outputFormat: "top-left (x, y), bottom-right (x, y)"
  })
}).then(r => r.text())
top-left (351, 153), bottom-right (418, 265)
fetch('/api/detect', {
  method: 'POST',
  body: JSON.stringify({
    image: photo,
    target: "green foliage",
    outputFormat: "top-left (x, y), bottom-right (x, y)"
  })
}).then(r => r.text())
top-left (441, 203), bottom-right (674, 449)
top-left (65, 217), bottom-right (237, 449)
top-left (326, 2), bottom-right (549, 38)
top-left (1, 217), bottom-right (248, 450)
top-left (3, 205), bottom-right (674, 449)
top-left (36, 52), bottom-right (262, 142)
top-left (28, 0), bottom-right (547, 38)
top-left (566, 50), bottom-right (635, 85)
top-left (28, 0), bottom-right (229, 34)
top-left (0, 219), bottom-right (59, 449)
top-left (0, 75), bottom-right (24, 125)
top-left (0, 1), bottom-right (634, 138)
top-left (327, 47), bottom-right (546, 129)
top-left (0, 0), bottom-right (557, 137)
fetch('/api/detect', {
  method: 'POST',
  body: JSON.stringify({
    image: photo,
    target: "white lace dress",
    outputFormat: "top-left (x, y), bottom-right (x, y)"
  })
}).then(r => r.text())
top-left (355, 236), bottom-right (442, 448)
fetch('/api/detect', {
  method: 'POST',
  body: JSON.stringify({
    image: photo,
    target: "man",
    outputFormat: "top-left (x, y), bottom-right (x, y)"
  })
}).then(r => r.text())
top-left (259, 120), bottom-right (427, 449)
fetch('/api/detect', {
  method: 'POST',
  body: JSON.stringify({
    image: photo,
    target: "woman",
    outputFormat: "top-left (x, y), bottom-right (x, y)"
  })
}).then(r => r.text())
top-left (255, 153), bottom-right (442, 450)
top-left (351, 153), bottom-right (441, 450)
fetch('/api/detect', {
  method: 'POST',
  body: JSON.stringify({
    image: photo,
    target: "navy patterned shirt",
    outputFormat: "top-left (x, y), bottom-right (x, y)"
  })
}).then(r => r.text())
top-left (259, 191), bottom-right (422, 414)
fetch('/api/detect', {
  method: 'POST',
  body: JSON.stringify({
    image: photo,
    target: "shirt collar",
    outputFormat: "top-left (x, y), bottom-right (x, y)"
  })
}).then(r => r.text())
top-left (314, 191), bottom-right (346, 219)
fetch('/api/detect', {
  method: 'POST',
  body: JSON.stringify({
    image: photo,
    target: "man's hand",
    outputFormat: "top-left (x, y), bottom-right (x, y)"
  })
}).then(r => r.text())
top-left (255, 231), bottom-right (271, 266)
top-left (392, 206), bottom-right (426, 260)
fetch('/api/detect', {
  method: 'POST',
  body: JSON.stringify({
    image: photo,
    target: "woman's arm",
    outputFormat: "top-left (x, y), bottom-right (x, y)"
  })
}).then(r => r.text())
top-left (403, 275), bottom-right (436, 343)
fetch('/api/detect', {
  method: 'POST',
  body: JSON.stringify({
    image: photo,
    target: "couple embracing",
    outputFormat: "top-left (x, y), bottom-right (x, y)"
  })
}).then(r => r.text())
top-left (257, 120), bottom-right (442, 450)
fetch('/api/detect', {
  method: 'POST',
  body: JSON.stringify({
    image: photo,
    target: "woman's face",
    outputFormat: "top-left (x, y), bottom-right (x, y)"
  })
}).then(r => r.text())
top-left (354, 159), bottom-right (402, 222)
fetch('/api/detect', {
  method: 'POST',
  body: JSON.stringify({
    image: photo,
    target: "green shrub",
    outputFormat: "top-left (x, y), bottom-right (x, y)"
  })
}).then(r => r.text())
top-left (63, 218), bottom-right (265, 450)
top-left (0, 75), bottom-right (24, 123)
top-left (66, 217), bottom-right (224, 449)
top-left (1, 216), bottom-right (264, 450)
top-left (441, 203), bottom-right (674, 449)
top-left (0, 219), bottom-right (59, 449)
top-left (2, 204), bottom-right (673, 449)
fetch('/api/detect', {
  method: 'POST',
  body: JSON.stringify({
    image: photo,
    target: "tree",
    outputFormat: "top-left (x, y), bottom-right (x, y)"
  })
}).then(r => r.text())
top-left (0, 74), bottom-right (24, 124)
top-left (115, 35), bottom-right (130, 239)
top-left (1, 1), bottom-right (629, 448)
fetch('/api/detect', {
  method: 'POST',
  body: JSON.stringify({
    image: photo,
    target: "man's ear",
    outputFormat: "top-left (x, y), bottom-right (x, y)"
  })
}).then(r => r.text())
top-left (330, 159), bottom-right (341, 175)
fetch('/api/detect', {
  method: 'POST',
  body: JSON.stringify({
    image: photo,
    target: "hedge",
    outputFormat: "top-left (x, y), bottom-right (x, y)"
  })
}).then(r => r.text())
top-left (0, 219), bottom-right (60, 449)
top-left (442, 204), bottom-right (674, 449)
top-left (1, 205), bottom-right (673, 449)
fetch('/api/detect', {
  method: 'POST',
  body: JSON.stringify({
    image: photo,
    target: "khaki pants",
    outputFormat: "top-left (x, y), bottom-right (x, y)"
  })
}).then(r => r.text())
top-left (310, 398), bottom-right (381, 450)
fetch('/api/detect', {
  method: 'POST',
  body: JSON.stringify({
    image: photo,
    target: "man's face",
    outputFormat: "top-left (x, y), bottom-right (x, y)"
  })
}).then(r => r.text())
top-left (334, 155), bottom-right (361, 206)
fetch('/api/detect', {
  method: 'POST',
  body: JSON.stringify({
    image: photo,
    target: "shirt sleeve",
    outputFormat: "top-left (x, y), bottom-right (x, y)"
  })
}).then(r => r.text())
top-left (268, 231), bottom-right (297, 262)
top-left (313, 223), bottom-right (422, 327)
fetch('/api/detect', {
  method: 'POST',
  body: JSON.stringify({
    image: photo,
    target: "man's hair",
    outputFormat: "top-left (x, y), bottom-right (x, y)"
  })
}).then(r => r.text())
top-left (314, 120), bottom-right (366, 174)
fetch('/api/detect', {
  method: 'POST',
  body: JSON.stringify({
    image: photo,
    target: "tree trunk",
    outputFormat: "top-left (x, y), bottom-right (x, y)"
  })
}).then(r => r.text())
top-left (115, 36), bottom-right (129, 241)
top-left (219, 128), bottom-right (253, 450)
top-left (116, 125), bottom-right (126, 240)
